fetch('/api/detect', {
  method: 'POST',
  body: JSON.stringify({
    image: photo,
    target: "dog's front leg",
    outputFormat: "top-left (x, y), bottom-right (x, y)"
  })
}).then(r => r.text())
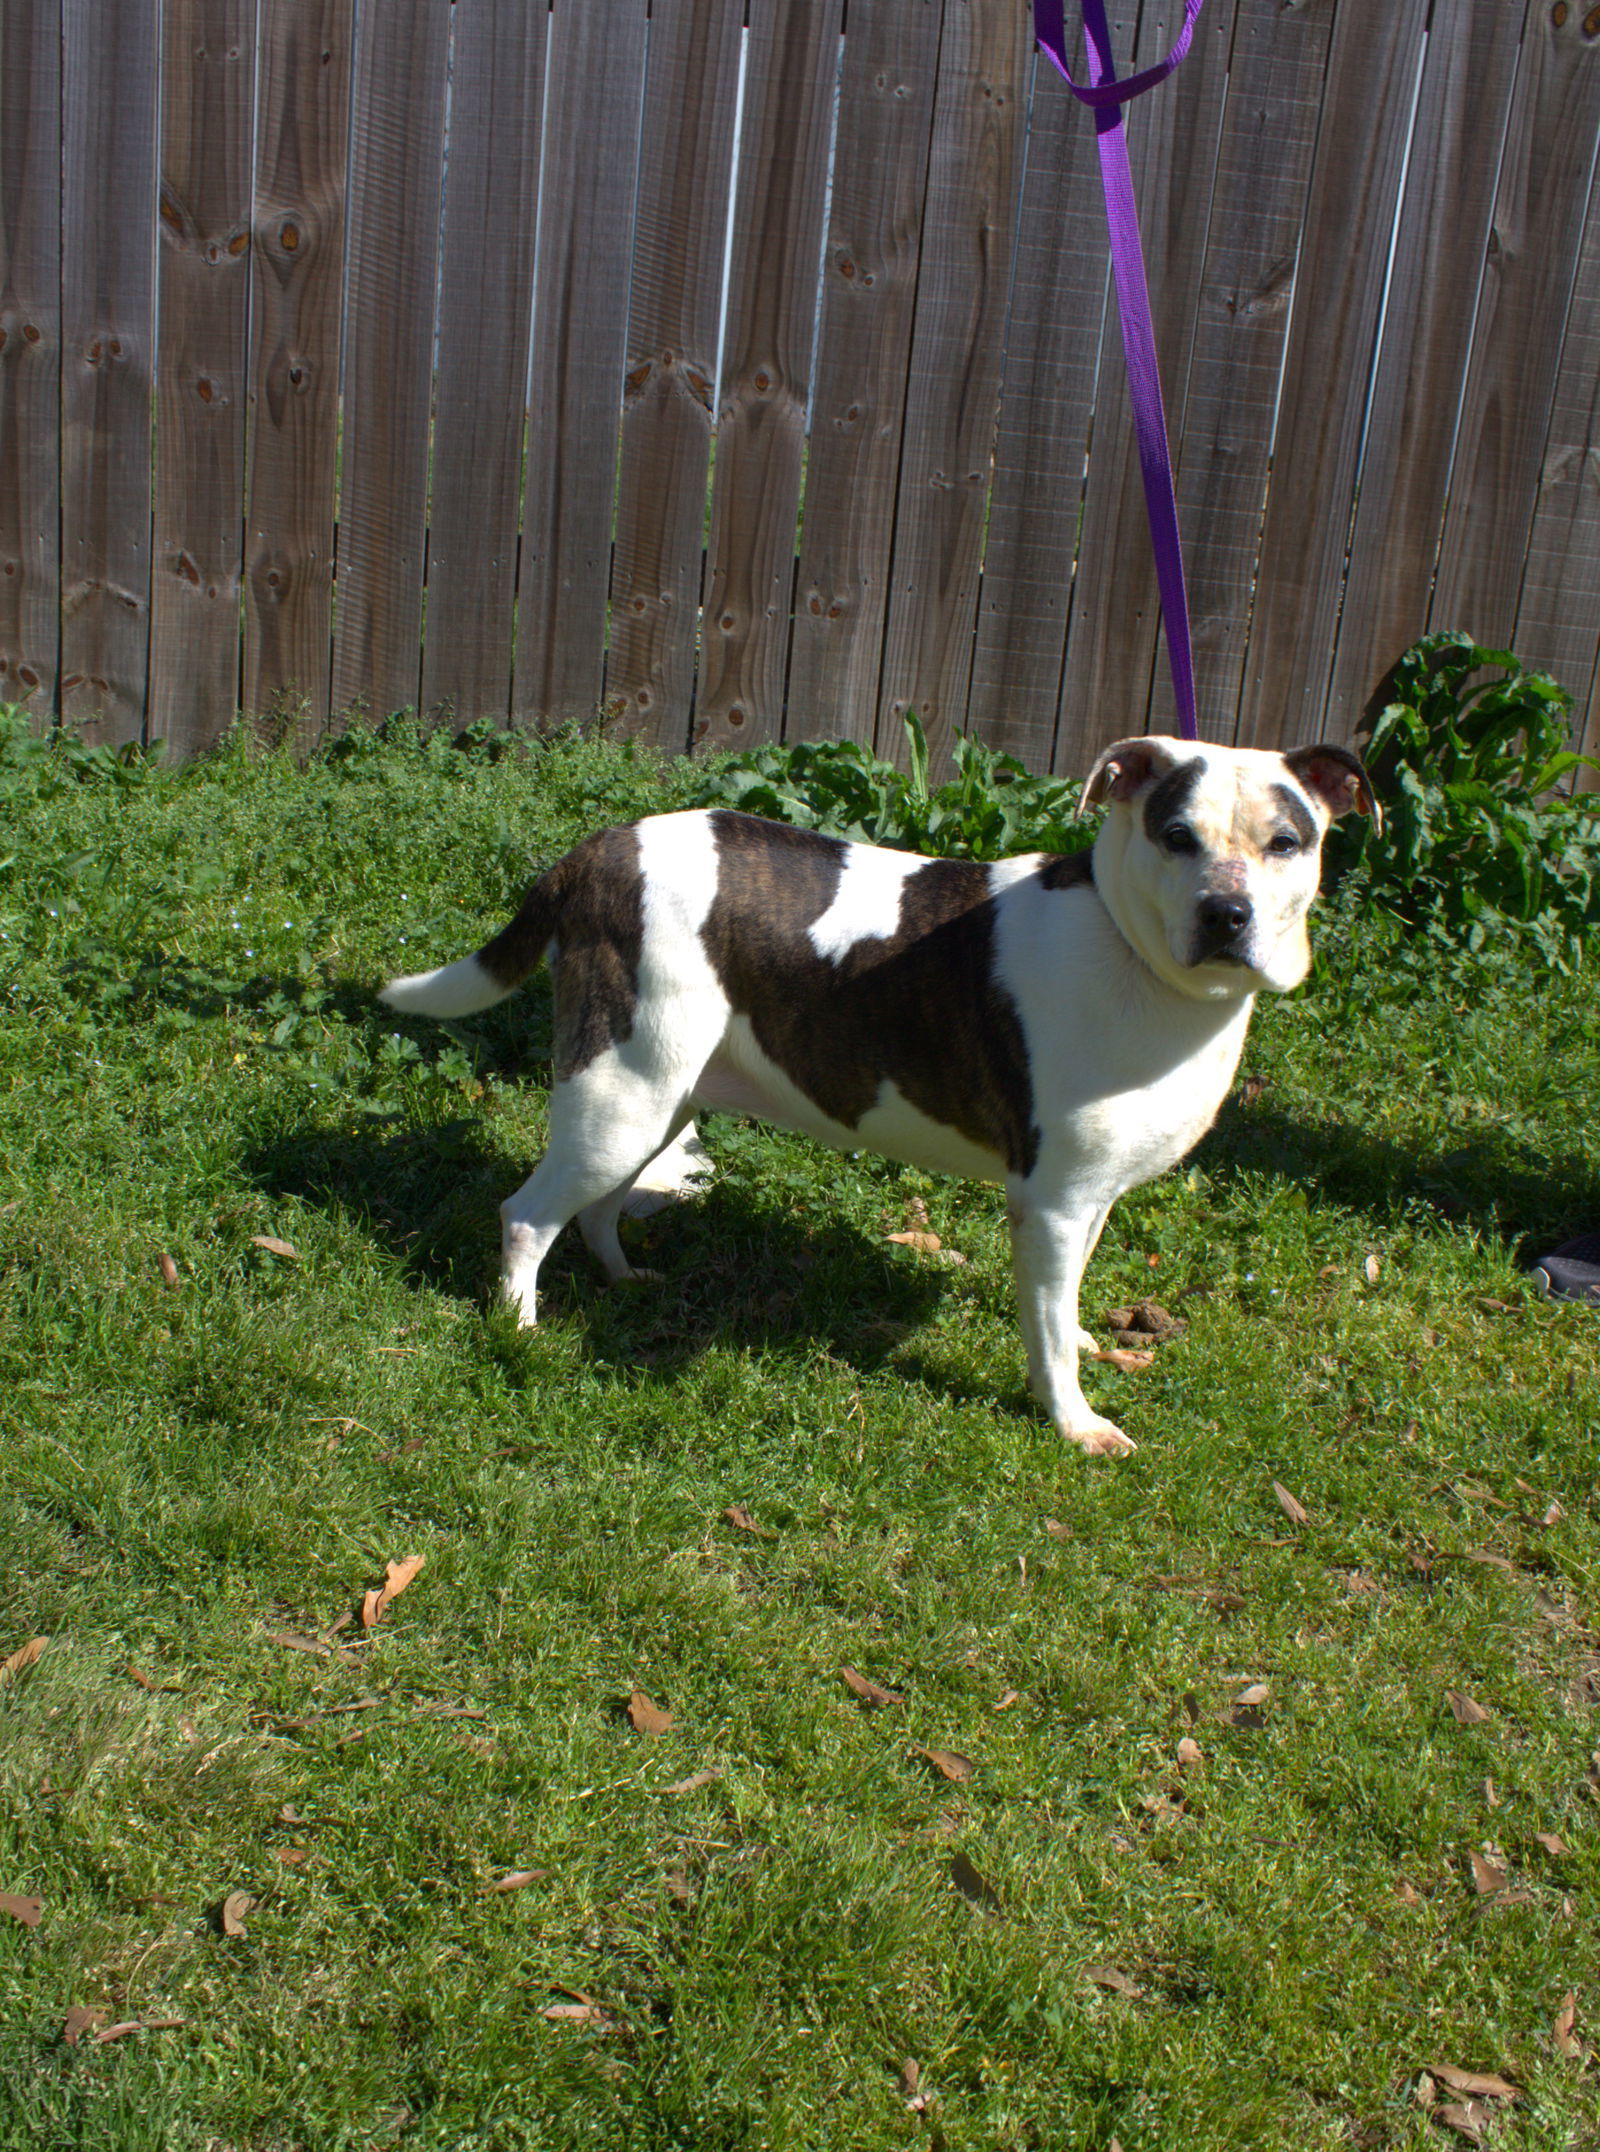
top-left (1009, 1195), bottom-right (1135, 1457)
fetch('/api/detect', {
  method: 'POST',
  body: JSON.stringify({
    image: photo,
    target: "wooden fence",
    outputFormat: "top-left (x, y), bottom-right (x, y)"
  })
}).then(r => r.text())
top-left (2, 0), bottom-right (1599, 777)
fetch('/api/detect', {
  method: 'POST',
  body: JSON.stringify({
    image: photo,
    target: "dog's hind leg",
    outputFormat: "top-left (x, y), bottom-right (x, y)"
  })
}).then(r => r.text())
top-left (499, 1071), bottom-right (694, 1326)
top-left (1009, 1196), bottom-right (1135, 1458)
top-left (577, 1111), bottom-right (699, 1283)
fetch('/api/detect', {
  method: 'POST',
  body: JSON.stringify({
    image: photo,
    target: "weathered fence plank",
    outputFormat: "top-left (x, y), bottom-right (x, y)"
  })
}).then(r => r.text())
top-left (1057, 0), bottom-right (1235, 762)
top-left (422, 0), bottom-right (547, 730)
top-left (60, 0), bottom-right (161, 745)
top-left (1235, 0), bottom-right (1430, 748)
top-left (876, 0), bottom-right (1031, 768)
top-left (243, 0), bottom-right (352, 734)
top-left (695, 0), bottom-right (842, 753)
top-left (1144, 0), bottom-right (1331, 744)
top-left (1430, 6), bottom-right (1600, 656)
top-left (0, 0), bottom-right (62, 724)
top-left (151, 0), bottom-right (257, 757)
top-left (331, 0), bottom-right (449, 724)
top-left (1515, 149), bottom-right (1600, 773)
top-left (1323, 0), bottom-right (1527, 739)
top-left (608, 0), bottom-right (745, 750)
top-left (965, 49), bottom-right (1107, 771)
top-left (787, 0), bottom-right (940, 749)
top-left (515, 0), bottom-right (649, 733)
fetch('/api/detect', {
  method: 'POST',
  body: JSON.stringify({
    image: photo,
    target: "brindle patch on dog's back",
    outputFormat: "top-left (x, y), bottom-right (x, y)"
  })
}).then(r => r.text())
top-left (700, 812), bottom-right (1042, 1175)
top-left (542, 824), bottom-right (646, 1082)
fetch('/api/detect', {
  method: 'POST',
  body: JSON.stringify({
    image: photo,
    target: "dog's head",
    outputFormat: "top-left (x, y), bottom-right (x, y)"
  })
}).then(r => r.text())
top-left (1081, 736), bottom-right (1379, 1000)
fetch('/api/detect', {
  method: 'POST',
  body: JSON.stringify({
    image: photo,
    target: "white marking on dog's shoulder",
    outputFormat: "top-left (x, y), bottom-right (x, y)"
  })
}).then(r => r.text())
top-left (636, 810), bottom-right (722, 937)
top-left (986, 853), bottom-right (1050, 898)
top-left (807, 841), bottom-right (922, 962)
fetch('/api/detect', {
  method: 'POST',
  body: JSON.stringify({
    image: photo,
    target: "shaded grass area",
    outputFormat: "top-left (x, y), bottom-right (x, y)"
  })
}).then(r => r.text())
top-left (1, 724), bottom-right (1596, 2150)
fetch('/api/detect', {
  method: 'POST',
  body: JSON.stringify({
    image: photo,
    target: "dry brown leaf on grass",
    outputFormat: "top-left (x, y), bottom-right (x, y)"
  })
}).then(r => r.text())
top-left (1553, 1990), bottom-right (1579, 2060)
top-left (1447, 1689), bottom-right (1492, 1725)
top-left (482, 1869), bottom-right (548, 1893)
top-left (627, 1688), bottom-right (674, 1738)
top-left (1430, 2063), bottom-right (1520, 2102)
top-left (913, 1745), bottom-right (975, 1783)
top-left (1272, 1482), bottom-right (1309, 1526)
top-left (1468, 1850), bottom-right (1509, 1897)
top-left (661, 1768), bottom-right (722, 1796)
top-left (250, 1234), bottom-right (300, 1260)
top-left (1363, 1252), bottom-right (1381, 1284)
top-left (1434, 2101), bottom-right (1491, 2143)
top-left (1, 1893), bottom-right (42, 1929)
top-left (1085, 1963), bottom-right (1144, 1999)
top-left (542, 1990), bottom-right (617, 2031)
top-left (722, 1504), bottom-right (769, 1536)
top-left (92, 2017), bottom-right (184, 2044)
top-left (1043, 1517), bottom-right (1073, 1541)
top-left (0, 1636), bottom-right (47, 1685)
top-left (899, 2056), bottom-right (929, 2114)
top-left (360, 1553), bottom-right (426, 1631)
top-left (158, 1251), bottom-right (180, 1288)
top-left (219, 1890), bottom-right (255, 1936)
top-left (886, 1230), bottom-right (941, 1254)
top-left (840, 1665), bottom-right (904, 1708)
top-left (994, 1689), bottom-right (1021, 1712)
top-left (1534, 1830), bottom-right (1569, 1857)
top-left (62, 2007), bottom-right (104, 2045)
top-left (1176, 1736), bottom-right (1203, 1771)
top-left (1090, 1346), bottom-right (1155, 1372)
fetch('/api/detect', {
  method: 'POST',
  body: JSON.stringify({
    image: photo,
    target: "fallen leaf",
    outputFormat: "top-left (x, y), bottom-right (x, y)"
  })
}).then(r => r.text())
top-left (483, 1869), bottom-right (547, 1892)
top-left (840, 1665), bottom-right (904, 1708)
top-left (219, 1889), bottom-right (254, 1936)
top-left (62, 2006), bottom-right (104, 2045)
top-left (270, 1631), bottom-right (332, 1657)
top-left (1483, 1776), bottom-right (1499, 1809)
top-left (1468, 1850), bottom-right (1508, 1897)
top-left (1447, 1690), bottom-right (1492, 1725)
top-left (913, 1745), bottom-right (975, 1783)
top-left (250, 1234), bottom-right (299, 1260)
top-left (1043, 1517), bottom-right (1073, 1541)
top-left (542, 2000), bottom-right (617, 2030)
top-left (275, 1848), bottom-right (310, 1868)
top-left (379, 1554), bottom-right (425, 1608)
top-left (722, 1504), bottom-right (768, 1535)
top-left (1236, 1682), bottom-right (1270, 1707)
top-left (0, 1893), bottom-right (41, 1928)
top-left (1242, 1074), bottom-right (1269, 1105)
top-left (158, 1252), bottom-right (180, 1288)
top-left (664, 1868), bottom-right (693, 1906)
top-left (1476, 1297), bottom-right (1511, 1314)
top-left (627, 1688), bottom-right (674, 1738)
top-left (1395, 1881), bottom-right (1421, 1906)
top-left (662, 1768), bottom-right (722, 1796)
top-left (886, 1230), bottom-right (941, 1254)
top-left (1534, 1831), bottom-right (1569, 1857)
top-left (1430, 2064), bottom-right (1520, 2101)
top-left (1176, 1736), bottom-right (1203, 1770)
top-left (1090, 1346), bottom-right (1154, 1372)
top-left (900, 2055), bottom-right (925, 2108)
top-left (0, 1637), bottom-right (47, 1685)
top-left (1464, 1550), bottom-right (1515, 1575)
top-left (1553, 1990), bottom-right (1579, 2060)
top-left (994, 1689), bottom-right (1020, 1712)
top-left (1540, 1500), bottom-right (1565, 1528)
top-left (1363, 1252), bottom-right (1381, 1284)
top-left (1272, 1482), bottom-right (1309, 1526)
top-left (1085, 1963), bottom-right (1145, 1999)
top-left (948, 1850), bottom-right (1001, 1909)
top-left (1433, 2101), bottom-right (1489, 2143)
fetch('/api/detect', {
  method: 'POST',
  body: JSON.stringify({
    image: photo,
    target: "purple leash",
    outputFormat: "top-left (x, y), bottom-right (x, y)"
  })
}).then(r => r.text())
top-left (1034, 0), bottom-right (1205, 742)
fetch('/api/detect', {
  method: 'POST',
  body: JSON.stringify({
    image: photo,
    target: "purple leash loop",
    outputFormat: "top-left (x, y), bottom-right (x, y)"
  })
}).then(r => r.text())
top-left (1034, 0), bottom-right (1204, 742)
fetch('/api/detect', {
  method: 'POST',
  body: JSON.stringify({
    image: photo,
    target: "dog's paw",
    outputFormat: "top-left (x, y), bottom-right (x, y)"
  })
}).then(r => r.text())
top-left (1062, 1417), bottom-right (1137, 1458)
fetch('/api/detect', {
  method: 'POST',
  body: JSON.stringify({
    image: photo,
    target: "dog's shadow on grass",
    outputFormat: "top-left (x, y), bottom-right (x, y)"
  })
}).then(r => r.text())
top-left (1200, 1094), bottom-right (1600, 1252)
top-left (244, 1116), bottom-right (950, 1382)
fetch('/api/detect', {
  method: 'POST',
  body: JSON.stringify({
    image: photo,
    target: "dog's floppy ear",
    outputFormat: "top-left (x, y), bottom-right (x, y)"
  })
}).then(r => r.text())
top-left (1282, 744), bottom-right (1382, 836)
top-left (1079, 736), bottom-right (1183, 815)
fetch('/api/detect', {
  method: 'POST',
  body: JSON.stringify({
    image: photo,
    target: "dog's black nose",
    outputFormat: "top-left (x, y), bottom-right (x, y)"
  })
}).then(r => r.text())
top-left (1195, 891), bottom-right (1253, 955)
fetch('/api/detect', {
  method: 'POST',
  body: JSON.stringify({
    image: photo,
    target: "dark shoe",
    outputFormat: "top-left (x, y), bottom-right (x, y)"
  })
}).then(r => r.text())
top-left (1530, 1233), bottom-right (1600, 1304)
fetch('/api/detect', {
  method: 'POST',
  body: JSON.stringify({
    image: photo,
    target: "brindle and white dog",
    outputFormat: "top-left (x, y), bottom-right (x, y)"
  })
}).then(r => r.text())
top-left (382, 735), bottom-right (1376, 1456)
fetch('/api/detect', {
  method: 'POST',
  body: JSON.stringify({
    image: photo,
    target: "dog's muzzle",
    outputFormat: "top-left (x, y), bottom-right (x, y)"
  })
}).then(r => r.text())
top-left (1190, 891), bottom-right (1254, 965)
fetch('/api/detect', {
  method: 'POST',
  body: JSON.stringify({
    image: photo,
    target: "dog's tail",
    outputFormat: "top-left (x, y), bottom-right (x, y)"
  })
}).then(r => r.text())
top-left (379, 872), bottom-right (561, 1020)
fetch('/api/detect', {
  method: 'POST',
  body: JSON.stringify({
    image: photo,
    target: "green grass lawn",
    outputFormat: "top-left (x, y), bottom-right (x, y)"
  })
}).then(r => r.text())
top-left (1, 722), bottom-right (1596, 2151)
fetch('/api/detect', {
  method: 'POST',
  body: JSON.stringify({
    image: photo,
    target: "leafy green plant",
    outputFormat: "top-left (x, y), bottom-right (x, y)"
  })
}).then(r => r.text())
top-left (1324, 632), bottom-right (1600, 968)
top-left (692, 712), bottom-right (1091, 861)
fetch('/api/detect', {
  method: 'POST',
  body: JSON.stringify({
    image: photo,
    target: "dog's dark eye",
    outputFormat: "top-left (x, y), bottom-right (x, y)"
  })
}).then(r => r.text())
top-left (1162, 823), bottom-right (1198, 855)
top-left (1266, 831), bottom-right (1302, 857)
